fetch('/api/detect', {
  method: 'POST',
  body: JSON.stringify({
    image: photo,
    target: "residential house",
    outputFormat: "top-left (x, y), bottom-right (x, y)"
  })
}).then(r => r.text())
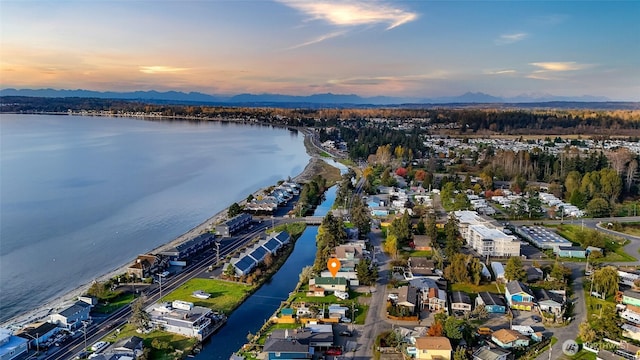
top-left (618, 269), bottom-right (640, 287)
top-left (408, 257), bottom-right (436, 277)
top-left (428, 288), bottom-right (448, 312)
top-left (414, 336), bottom-right (452, 360)
top-left (505, 281), bottom-right (535, 311)
top-left (491, 329), bottom-right (530, 349)
top-left (306, 286), bottom-right (325, 297)
top-left (412, 235), bottom-right (432, 251)
top-left (475, 292), bottom-right (507, 314)
top-left (0, 329), bottom-right (28, 360)
top-left (147, 301), bottom-right (226, 341)
top-left (159, 233), bottom-right (216, 262)
top-left (215, 213), bottom-right (252, 237)
top-left (622, 324), bottom-right (640, 341)
top-left (622, 290), bottom-right (640, 307)
top-left (267, 326), bottom-right (334, 352)
top-left (472, 346), bottom-right (510, 360)
top-left (534, 289), bottom-right (564, 316)
top-left (49, 301), bottom-right (92, 329)
top-left (16, 322), bottom-right (60, 350)
top-left (127, 254), bottom-right (164, 279)
top-left (524, 266), bottom-right (543, 282)
top-left (263, 337), bottom-right (311, 360)
top-left (309, 277), bottom-right (348, 292)
top-left (333, 245), bottom-right (365, 264)
top-left (397, 286), bottom-right (419, 314)
top-left (231, 256), bottom-right (257, 276)
top-left (105, 336), bottom-right (144, 358)
top-left (451, 291), bottom-right (473, 313)
top-left (409, 278), bottom-right (447, 312)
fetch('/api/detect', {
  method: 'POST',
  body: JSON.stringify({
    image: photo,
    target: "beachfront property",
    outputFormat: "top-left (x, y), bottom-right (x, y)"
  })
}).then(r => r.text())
top-left (454, 211), bottom-right (520, 257)
top-left (0, 329), bottom-right (28, 360)
top-left (49, 300), bottom-right (92, 330)
top-left (263, 325), bottom-right (334, 359)
top-left (147, 301), bottom-right (225, 341)
top-left (126, 254), bottom-right (166, 279)
top-left (215, 213), bottom-right (252, 237)
top-left (159, 233), bottom-right (217, 263)
top-left (16, 322), bottom-right (60, 350)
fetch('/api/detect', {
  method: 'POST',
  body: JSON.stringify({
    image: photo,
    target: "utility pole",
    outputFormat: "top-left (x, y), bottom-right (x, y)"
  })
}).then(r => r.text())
top-left (159, 274), bottom-right (163, 300)
top-left (82, 321), bottom-right (88, 351)
top-left (214, 241), bottom-right (220, 265)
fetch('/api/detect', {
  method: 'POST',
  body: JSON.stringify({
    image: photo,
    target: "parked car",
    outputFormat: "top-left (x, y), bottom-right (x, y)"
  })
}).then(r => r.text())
top-left (388, 293), bottom-right (398, 300)
top-left (340, 317), bottom-right (351, 323)
top-left (326, 348), bottom-right (342, 356)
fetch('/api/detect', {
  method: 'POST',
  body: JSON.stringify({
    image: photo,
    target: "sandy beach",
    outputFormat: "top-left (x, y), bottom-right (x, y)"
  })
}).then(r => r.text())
top-left (1, 131), bottom-right (335, 330)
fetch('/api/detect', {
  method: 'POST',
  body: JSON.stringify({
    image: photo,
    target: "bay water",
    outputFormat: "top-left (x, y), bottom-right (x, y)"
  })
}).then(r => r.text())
top-left (0, 114), bottom-right (310, 323)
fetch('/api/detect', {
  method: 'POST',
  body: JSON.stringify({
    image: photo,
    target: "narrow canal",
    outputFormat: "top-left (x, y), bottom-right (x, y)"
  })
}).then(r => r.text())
top-left (195, 185), bottom-right (338, 359)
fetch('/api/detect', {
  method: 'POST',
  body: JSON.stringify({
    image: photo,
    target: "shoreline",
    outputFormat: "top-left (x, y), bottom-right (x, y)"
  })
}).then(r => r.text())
top-left (1, 129), bottom-right (328, 330)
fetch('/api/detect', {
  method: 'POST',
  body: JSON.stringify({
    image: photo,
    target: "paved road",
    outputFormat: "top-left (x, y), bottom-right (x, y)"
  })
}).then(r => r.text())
top-left (346, 226), bottom-right (391, 359)
top-left (534, 263), bottom-right (587, 360)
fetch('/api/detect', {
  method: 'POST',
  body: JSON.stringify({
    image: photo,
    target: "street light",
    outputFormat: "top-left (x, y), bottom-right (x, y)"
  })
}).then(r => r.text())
top-left (81, 320), bottom-right (89, 352)
top-left (23, 332), bottom-right (39, 353)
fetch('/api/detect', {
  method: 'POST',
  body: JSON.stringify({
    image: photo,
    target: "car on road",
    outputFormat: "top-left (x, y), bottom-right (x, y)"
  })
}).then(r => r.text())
top-left (339, 330), bottom-right (352, 337)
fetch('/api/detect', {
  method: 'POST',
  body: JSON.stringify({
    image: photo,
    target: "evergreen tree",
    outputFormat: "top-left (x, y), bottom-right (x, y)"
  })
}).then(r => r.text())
top-left (504, 257), bottom-right (527, 282)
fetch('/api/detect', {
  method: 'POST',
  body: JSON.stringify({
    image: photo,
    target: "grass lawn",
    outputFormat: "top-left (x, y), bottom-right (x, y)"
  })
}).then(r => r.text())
top-left (289, 285), bottom-right (362, 305)
top-left (554, 224), bottom-right (635, 262)
top-left (407, 250), bottom-right (432, 257)
top-left (161, 278), bottom-right (254, 314)
top-left (354, 304), bottom-right (368, 324)
top-left (93, 293), bottom-right (135, 314)
top-left (107, 323), bottom-right (196, 360)
top-left (565, 350), bottom-right (597, 360)
top-left (450, 282), bottom-right (504, 294)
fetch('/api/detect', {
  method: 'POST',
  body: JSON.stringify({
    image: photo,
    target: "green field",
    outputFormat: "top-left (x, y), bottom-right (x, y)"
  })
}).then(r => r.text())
top-left (161, 278), bottom-right (254, 314)
top-left (450, 282), bottom-right (504, 294)
top-left (93, 293), bottom-right (135, 314)
top-left (107, 324), bottom-right (197, 360)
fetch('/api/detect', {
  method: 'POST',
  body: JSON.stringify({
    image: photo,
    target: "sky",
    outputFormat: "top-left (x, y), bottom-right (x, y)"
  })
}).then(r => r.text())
top-left (1, 0), bottom-right (639, 100)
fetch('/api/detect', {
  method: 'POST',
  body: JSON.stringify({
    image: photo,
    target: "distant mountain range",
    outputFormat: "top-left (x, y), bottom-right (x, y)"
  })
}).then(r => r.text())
top-left (0, 88), bottom-right (616, 105)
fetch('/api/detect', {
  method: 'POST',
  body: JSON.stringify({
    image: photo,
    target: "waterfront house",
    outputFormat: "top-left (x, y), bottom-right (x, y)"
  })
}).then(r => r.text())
top-left (309, 277), bottom-right (348, 292)
top-left (159, 233), bottom-right (216, 263)
top-left (215, 213), bottom-right (252, 237)
top-left (306, 286), bottom-right (326, 297)
top-left (414, 336), bottom-right (452, 360)
top-left (263, 336), bottom-right (311, 359)
top-left (505, 281), bottom-right (535, 311)
top-left (472, 346), bottom-right (510, 360)
top-left (231, 256), bottom-right (257, 277)
top-left (49, 300), bottom-right (92, 329)
top-left (16, 322), bottom-right (60, 350)
top-left (491, 329), bottom-right (530, 349)
top-left (0, 329), bottom-right (28, 360)
top-left (451, 291), bottom-right (473, 313)
top-left (127, 254), bottom-right (163, 279)
top-left (475, 292), bottom-right (507, 314)
top-left (104, 336), bottom-right (144, 358)
top-left (147, 301), bottom-right (225, 341)
top-left (622, 290), bottom-right (640, 307)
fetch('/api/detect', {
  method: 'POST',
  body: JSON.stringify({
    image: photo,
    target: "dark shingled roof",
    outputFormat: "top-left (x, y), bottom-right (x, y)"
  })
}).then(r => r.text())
top-left (263, 338), bottom-right (310, 354)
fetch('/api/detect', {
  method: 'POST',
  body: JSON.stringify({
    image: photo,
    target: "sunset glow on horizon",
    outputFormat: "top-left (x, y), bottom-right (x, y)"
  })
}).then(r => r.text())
top-left (1, 1), bottom-right (639, 100)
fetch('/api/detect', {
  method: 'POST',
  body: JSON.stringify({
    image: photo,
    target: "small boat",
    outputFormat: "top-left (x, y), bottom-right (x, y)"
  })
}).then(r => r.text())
top-left (192, 290), bottom-right (211, 299)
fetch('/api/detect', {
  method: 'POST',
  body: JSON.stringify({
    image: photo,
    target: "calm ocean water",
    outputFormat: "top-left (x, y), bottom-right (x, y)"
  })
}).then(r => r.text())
top-left (0, 114), bottom-right (309, 323)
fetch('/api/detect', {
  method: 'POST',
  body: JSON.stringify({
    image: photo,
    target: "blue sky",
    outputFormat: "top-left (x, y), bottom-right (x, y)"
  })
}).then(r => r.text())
top-left (1, 1), bottom-right (639, 100)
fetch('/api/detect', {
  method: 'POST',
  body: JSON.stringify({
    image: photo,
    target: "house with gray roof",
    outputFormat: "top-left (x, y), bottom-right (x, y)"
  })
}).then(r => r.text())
top-left (472, 346), bottom-right (510, 360)
top-left (451, 291), bottom-right (473, 313)
top-left (49, 300), bottom-right (92, 329)
top-left (475, 292), bottom-right (506, 314)
top-left (505, 281), bottom-right (535, 311)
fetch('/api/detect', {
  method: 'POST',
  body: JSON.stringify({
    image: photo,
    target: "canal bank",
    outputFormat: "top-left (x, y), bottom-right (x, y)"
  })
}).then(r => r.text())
top-left (193, 186), bottom-right (338, 359)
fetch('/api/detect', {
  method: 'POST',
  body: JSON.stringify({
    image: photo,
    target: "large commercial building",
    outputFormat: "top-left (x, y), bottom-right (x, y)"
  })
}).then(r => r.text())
top-left (454, 211), bottom-right (520, 257)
